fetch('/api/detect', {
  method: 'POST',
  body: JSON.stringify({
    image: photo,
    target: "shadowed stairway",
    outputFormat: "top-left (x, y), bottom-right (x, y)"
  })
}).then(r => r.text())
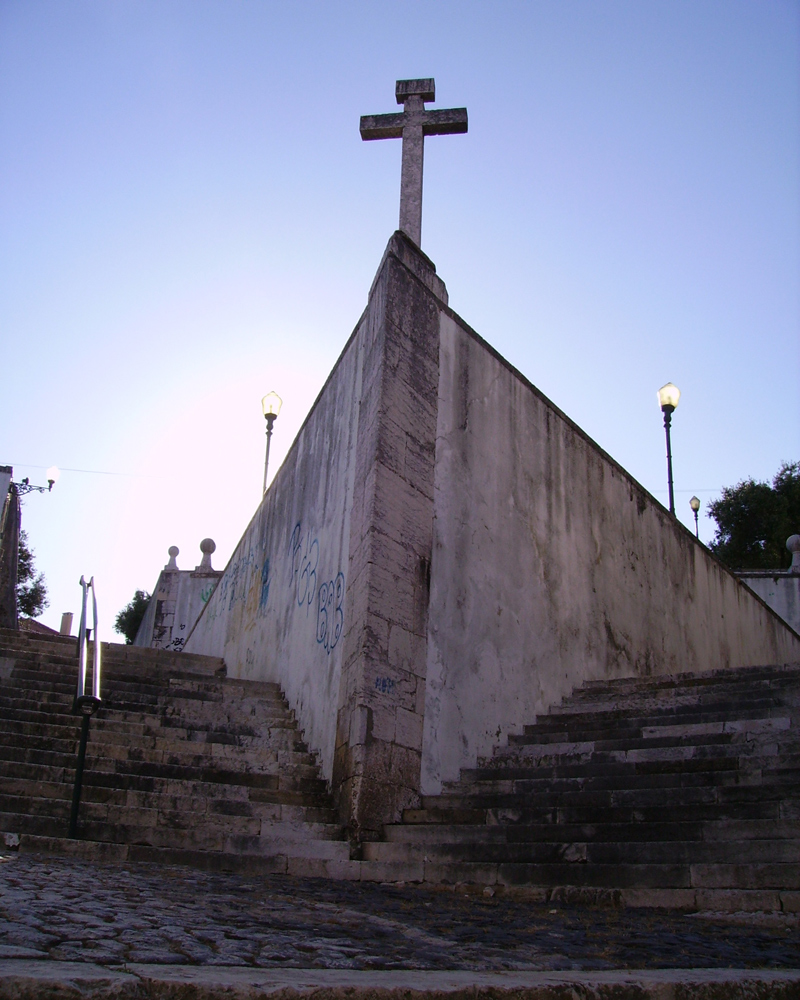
top-left (370, 663), bottom-right (800, 910)
top-left (0, 628), bottom-right (349, 874)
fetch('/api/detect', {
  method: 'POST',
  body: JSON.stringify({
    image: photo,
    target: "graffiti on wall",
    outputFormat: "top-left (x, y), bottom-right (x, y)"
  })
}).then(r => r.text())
top-left (214, 550), bottom-right (258, 612)
top-left (288, 523), bottom-right (318, 614)
top-left (259, 557), bottom-right (271, 614)
top-left (202, 520), bottom-right (346, 655)
top-left (288, 522), bottom-right (346, 655)
top-left (317, 572), bottom-right (345, 654)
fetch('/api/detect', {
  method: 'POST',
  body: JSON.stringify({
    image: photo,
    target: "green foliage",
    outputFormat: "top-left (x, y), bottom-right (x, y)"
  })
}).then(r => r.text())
top-left (17, 530), bottom-right (48, 618)
top-left (708, 461), bottom-right (800, 570)
top-left (114, 589), bottom-right (151, 644)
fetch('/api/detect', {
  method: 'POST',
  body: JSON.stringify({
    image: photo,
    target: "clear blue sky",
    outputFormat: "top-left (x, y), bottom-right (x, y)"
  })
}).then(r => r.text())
top-left (2, 0), bottom-right (798, 638)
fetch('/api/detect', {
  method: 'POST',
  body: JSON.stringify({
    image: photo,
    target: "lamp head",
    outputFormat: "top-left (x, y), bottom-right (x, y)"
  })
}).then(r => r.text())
top-left (46, 465), bottom-right (60, 491)
top-left (657, 383), bottom-right (681, 413)
top-left (261, 392), bottom-right (282, 419)
top-left (689, 496), bottom-right (700, 513)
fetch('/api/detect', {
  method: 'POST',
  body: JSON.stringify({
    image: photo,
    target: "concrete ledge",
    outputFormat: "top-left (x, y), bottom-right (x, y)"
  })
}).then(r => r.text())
top-left (1, 962), bottom-right (799, 1000)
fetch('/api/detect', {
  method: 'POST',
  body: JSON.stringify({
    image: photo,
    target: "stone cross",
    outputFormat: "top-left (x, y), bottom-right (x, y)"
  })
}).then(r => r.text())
top-left (360, 79), bottom-right (467, 247)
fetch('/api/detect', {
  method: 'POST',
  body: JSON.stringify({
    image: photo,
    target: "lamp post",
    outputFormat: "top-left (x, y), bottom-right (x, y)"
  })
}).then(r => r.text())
top-left (657, 383), bottom-right (680, 515)
top-left (689, 496), bottom-right (700, 539)
top-left (261, 392), bottom-right (282, 495)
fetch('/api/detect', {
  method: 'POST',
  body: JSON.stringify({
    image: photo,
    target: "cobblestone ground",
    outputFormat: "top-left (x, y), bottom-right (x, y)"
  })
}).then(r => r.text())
top-left (1, 852), bottom-right (799, 971)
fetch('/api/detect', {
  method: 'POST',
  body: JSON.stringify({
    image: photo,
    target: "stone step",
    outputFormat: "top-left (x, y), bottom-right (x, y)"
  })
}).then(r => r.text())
top-left (12, 832), bottom-right (800, 907)
top-left (0, 779), bottom-right (338, 825)
top-left (442, 765), bottom-right (774, 797)
top-left (1, 656), bottom-right (226, 687)
top-left (0, 711), bottom-right (156, 736)
top-left (540, 694), bottom-right (789, 722)
top-left (0, 710), bottom-right (298, 742)
top-left (518, 711), bottom-right (794, 745)
top-left (573, 663), bottom-right (800, 694)
top-left (424, 785), bottom-right (800, 817)
top-left (0, 739), bottom-right (319, 776)
top-left (457, 748), bottom-right (789, 784)
top-left (2, 682), bottom-right (291, 716)
top-left (362, 836), bottom-right (800, 866)
top-left (562, 682), bottom-right (800, 714)
top-left (502, 719), bottom-right (793, 758)
top-left (0, 792), bottom-right (344, 841)
top-left (442, 770), bottom-right (800, 800)
top-left (0, 752), bottom-right (328, 799)
top-left (409, 798), bottom-right (789, 826)
top-left (437, 860), bottom-right (800, 891)
top-left (386, 817), bottom-right (800, 844)
top-left (14, 834), bottom-right (363, 877)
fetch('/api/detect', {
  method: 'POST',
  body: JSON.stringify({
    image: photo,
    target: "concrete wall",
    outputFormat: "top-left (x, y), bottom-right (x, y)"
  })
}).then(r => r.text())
top-left (421, 310), bottom-right (800, 794)
top-left (331, 234), bottom-right (445, 839)
top-left (185, 313), bottom-right (365, 782)
top-left (182, 230), bottom-right (800, 834)
top-left (736, 572), bottom-right (800, 636)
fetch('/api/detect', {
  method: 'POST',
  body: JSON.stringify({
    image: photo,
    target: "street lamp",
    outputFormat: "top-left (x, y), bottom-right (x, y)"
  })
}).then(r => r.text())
top-left (689, 496), bottom-right (700, 539)
top-left (14, 466), bottom-right (60, 496)
top-left (261, 392), bottom-right (282, 495)
top-left (657, 383), bottom-right (680, 515)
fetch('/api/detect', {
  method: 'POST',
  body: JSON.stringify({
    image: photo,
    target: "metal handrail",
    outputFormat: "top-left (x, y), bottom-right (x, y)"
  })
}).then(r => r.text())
top-left (75, 575), bottom-right (102, 708)
top-left (69, 576), bottom-right (102, 838)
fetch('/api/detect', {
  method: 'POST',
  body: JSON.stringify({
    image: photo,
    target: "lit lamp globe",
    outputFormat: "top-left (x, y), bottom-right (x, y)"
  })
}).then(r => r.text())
top-left (689, 495), bottom-right (701, 538)
top-left (657, 383), bottom-right (681, 413)
top-left (261, 392), bottom-right (282, 421)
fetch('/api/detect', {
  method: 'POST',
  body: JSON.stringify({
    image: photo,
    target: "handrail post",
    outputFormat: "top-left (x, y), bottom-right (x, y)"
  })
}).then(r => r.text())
top-left (75, 576), bottom-right (88, 709)
top-left (68, 576), bottom-right (102, 839)
top-left (90, 577), bottom-right (101, 701)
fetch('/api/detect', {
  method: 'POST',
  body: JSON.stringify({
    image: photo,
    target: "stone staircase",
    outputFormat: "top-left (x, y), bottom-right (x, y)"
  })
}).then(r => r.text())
top-left (0, 628), bottom-right (351, 875)
top-left (4, 630), bottom-right (799, 908)
top-left (369, 663), bottom-right (800, 910)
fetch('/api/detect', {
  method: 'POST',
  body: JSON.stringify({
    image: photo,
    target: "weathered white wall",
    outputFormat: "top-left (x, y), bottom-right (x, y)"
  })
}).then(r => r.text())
top-left (421, 311), bottom-right (800, 794)
top-left (737, 573), bottom-right (800, 636)
top-left (185, 318), bottom-right (365, 780)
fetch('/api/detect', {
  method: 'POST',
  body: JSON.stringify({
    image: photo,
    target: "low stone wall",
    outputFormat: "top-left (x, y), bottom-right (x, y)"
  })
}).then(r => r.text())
top-left (736, 572), bottom-right (800, 636)
top-left (135, 543), bottom-right (222, 653)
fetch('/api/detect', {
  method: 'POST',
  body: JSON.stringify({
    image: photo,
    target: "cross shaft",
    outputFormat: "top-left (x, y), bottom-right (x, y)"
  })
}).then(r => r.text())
top-left (360, 79), bottom-right (467, 247)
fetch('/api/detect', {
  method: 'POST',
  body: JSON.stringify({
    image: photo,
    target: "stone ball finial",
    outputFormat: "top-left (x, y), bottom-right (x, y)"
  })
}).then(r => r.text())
top-left (787, 534), bottom-right (800, 573)
top-left (197, 538), bottom-right (216, 571)
top-left (165, 546), bottom-right (179, 571)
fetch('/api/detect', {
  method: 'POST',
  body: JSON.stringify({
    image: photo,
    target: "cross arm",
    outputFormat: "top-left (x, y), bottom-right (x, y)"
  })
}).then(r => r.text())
top-left (360, 113), bottom-right (405, 141)
top-left (422, 108), bottom-right (468, 136)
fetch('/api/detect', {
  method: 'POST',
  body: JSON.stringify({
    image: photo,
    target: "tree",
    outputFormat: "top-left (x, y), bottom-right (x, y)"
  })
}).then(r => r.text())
top-left (17, 530), bottom-right (48, 618)
top-left (708, 461), bottom-right (800, 570)
top-left (114, 589), bottom-right (151, 644)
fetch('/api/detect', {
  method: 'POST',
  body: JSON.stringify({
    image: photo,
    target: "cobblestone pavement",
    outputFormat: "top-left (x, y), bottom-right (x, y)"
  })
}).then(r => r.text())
top-left (1, 851), bottom-right (799, 972)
